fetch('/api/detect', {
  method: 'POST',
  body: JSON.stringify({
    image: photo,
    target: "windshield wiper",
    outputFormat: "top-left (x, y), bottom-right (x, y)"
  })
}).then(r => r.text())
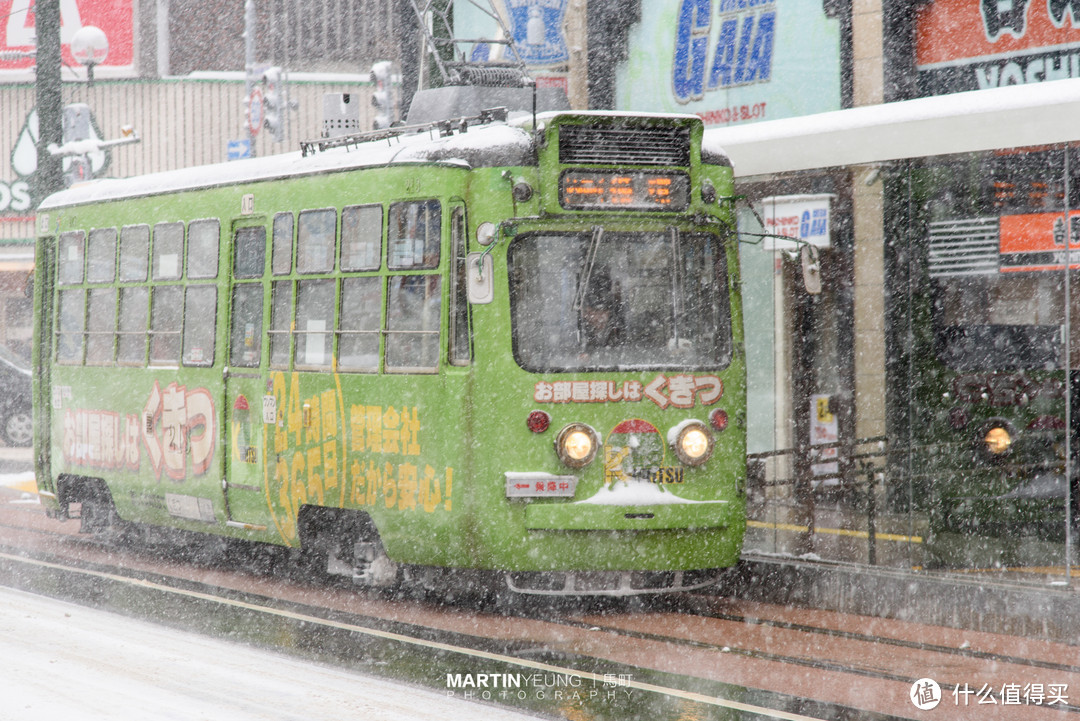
top-left (572, 226), bottom-right (604, 348)
top-left (670, 226), bottom-right (683, 348)
top-left (572, 225), bottom-right (604, 309)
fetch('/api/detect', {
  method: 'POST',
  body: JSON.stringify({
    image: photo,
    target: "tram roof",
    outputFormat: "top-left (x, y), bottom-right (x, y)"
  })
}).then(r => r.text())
top-left (707, 77), bottom-right (1080, 177)
top-left (37, 120), bottom-right (535, 211)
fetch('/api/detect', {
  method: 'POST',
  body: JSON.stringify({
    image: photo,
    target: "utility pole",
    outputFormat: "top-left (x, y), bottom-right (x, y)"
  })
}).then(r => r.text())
top-left (243, 0), bottom-right (258, 157)
top-left (34, 0), bottom-right (63, 202)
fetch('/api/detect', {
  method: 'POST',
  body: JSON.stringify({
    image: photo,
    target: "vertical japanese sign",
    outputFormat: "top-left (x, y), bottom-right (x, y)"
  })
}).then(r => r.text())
top-left (810, 394), bottom-right (839, 479)
top-left (916, 0), bottom-right (1080, 95)
top-left (1, 0), bottom-right (135, 80)
top-left (614, 0), bottom-right (841, 125)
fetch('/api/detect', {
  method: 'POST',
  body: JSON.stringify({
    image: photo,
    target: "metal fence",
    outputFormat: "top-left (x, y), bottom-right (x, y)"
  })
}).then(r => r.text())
top-left (0, 76), bottom-right (377, 241)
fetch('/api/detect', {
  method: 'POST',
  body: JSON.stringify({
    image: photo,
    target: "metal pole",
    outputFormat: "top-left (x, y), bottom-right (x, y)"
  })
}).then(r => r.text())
top-left (1064, 147), bottom-right (1073, 586)
top-left (33, 0), bottom-right (63, 202)
top-left (244, 0), bottom-right (257, 157)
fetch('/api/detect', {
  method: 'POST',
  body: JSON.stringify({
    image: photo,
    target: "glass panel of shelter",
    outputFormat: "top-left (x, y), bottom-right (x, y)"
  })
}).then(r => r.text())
top-left (739, 145), bottom-right (1080, 583)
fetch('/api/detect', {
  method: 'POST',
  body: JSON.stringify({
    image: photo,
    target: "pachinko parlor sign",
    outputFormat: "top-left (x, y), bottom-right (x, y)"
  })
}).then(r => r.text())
top-left (58, 381), bottom-right (216, 480)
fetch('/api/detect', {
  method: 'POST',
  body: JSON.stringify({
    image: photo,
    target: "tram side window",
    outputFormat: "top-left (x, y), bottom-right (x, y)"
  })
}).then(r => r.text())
top-left (57, 231), bottom-right (85, 285)
top-left (231, 283), bottom-right (263, 367)
top-left (153, 222), bottom-right (184, 280)
top-left (338, 277), bottom-right (380, 371)
top-left (86, 228), bottom-right (117, 283)
top-left (295, 279), bottom-right (334, 369)
top-left (272, 212), bottom-right (293, 275)
top-left (85, 288), bottom-right (117, 365)
top-left (234, 226), bottom-right (266, 278)
top-left (269, 281), bottom-right (292, 369)
top-left (119, 225), bottom-right (149, 282)
top-left (149, 285), bottom-right (183, 365)
top-left (183, 286), bottom-right (217, 366)
top-left (341, 204), bottom-right (382, 271)
top-left (388, 200), bottom-right (440, 269)
top-left (56, 289), bottom-right (85, 364)
top-left (297, 208), bottom-right (336, 273)
top-left (117, 287), bottom-right (148, 365)
top-left (188, 219), bottom-right (220, 279)
top-left (449, 207), bottom-right (470, 365)
top-left (386, 275), bottom-right (441, 372)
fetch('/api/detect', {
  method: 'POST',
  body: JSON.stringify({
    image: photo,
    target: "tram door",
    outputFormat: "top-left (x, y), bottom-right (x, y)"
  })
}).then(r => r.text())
top-left (222, 218), bottom-right (271, 532)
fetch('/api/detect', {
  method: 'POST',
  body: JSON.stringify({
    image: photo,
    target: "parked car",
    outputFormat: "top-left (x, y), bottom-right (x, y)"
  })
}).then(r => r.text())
top-left (0, 345), bottom-right (32, 446)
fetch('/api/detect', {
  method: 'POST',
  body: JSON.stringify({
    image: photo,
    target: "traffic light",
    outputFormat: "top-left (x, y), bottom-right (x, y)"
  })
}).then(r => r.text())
top-left (61, 104), bottom-right (93, 187)
top-left (262, 67), bottom-right (285, 143)
top-left (371, 61), bottom-right (395, 130)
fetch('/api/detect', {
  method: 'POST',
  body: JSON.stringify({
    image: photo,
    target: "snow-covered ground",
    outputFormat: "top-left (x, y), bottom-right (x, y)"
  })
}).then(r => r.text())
top-left (0, 470), bottom-right (36, 497)
top-left (0, 585), bottom-right (542, 721)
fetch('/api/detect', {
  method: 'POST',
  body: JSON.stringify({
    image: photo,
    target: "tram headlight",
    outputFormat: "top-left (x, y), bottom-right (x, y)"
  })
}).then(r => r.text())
top-left (671, 421), bottom-right (715, 467)
top-left (983, 425), bottom-right (1012, 455)
top-left (555, 423), bottom-right (599, 468)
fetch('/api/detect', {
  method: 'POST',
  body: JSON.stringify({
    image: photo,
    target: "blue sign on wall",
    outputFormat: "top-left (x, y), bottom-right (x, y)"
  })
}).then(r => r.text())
top-left (227, 139), bottom-right (251, 161)
top-left (506, 0), bottom-right (569, 66)
top-left (617, 0), bottom-right (841, 126)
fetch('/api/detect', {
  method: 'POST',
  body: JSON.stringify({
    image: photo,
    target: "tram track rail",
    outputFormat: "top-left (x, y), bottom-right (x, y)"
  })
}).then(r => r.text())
top-left (1, 498), bottom-right (1076, 720)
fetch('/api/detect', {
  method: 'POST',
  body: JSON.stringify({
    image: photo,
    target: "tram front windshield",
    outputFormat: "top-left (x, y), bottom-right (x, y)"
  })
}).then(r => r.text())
top-left (508, 230), bottom-right (732, 372)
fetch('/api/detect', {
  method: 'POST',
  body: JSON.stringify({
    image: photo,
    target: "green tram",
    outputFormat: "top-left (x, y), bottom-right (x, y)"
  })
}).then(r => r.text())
top-left (32, 109), bottom-right (746, 595)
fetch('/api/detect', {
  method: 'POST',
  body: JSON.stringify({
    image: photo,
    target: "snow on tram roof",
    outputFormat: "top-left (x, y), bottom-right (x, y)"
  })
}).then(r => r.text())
top-left (38, 121), bottom-right (535, 210)
top-left (708, 77), bottom-right (1080, 177)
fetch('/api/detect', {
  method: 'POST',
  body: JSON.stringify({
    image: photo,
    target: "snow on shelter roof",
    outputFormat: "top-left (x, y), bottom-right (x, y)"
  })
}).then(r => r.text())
top-left (38, 121), bottom-right (536, 211)
top-left (708, 77), bottom-right (1080, 177)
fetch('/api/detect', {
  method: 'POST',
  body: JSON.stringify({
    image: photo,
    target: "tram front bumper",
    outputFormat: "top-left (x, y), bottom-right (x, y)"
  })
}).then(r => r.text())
top-left (524, 498), bottom-right (734, 530)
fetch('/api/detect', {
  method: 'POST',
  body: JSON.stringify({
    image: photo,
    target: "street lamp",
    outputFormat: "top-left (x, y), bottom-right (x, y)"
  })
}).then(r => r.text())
top-left (70, 25), bottom-right (108, 86)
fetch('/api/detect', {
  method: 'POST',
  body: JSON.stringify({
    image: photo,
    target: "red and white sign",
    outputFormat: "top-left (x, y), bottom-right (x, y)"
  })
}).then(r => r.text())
top-left (999, 210), bottom-right (1080, 272)
top-left (916, 0), bottom-right (1080, 91)
top-left (247, 87), bottom-right (263, 135)
top-left (1, 0), bottom-right (135, 79)
top-left (917, 0), bottom-right (1080, 68)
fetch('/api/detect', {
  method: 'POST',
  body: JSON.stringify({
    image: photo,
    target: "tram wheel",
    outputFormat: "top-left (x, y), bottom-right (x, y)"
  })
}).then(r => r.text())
top-left (296, 506), bottom-right (399, 589)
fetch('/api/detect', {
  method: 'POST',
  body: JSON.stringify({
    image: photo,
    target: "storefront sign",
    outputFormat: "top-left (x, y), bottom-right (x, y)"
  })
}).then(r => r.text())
top-left (1, 0), bottom-right (135, 80)
top-left (760, 194), bottom-right (834, 250)
top-left (916, 0), bottom-right (1080, 94)
top-left (615, 0), bottom-right (841, 124)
